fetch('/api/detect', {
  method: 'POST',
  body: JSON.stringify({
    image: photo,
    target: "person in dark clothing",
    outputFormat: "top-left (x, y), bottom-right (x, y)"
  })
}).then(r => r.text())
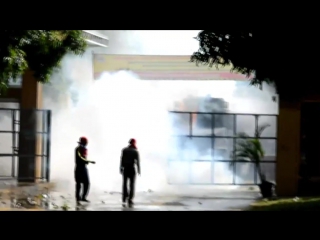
top-left (75, 136), bottom-right (95, 205)
top-left (120, 138), bottom-right (141, 207)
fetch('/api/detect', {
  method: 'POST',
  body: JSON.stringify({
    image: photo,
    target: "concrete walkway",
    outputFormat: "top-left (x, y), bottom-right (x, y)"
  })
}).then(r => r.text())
top-left (1, 186), bottom-right (259, 211)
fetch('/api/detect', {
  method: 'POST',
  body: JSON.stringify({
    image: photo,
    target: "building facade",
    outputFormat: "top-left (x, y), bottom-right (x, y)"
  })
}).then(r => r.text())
top-left (0, 32), bottom-right (302, 196)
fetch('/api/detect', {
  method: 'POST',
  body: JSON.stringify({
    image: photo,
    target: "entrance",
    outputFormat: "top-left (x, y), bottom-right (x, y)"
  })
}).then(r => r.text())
top-left (168, 111), bottom-right (277, 185)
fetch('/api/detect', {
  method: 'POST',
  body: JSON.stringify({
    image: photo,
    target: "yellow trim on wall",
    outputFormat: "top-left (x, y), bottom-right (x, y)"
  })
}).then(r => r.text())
top-left (93, 54), bottom-right (250, 80)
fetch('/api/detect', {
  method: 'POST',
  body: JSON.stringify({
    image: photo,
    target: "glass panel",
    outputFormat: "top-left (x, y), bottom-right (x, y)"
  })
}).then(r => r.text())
top-left (213, 114), bottom-right (234, 136)
top-left (260, 139), bottom-right (276, 161)
top-left (0, 157), bottom-right (12, 176)
top-left (213, 138), bottom-right (233, 160)
top-left (260, 163), bottom-right (276, 184)
top-left (236, 115), bottom-right (255, 137)
top-left (168, 136), bottom-right (188, 160)
top-left (168, 161), bottom-right (190, 184)
top-left (170, 137), bottom-right (213, 161)
top-left (191, 162), bottom-right (212, 184)
top-left (213, 162), bottom-right (233, 184)
top-left (169, 112), bottom-right (190, 135)
top-left (188, 137), bottom-right (212, 160)
top-left (235, 162), bottom-right (255, 184)
top-left (0, 133), bottom-right (13, 153)
top-left (0, 104), bottom-right (18, 131)
top-left (0, 109), bottom-right (12, 131)
top-left (42, 133), bottom-right (47, 156)
top-left (258, 116), bottom-right (277, 138)
top-left (192, 113), bottom-right (212, 136)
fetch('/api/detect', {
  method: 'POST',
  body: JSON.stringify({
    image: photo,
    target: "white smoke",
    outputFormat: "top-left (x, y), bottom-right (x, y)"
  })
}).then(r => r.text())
top-left (0, 31), bottom-right (278, 194)
top-left (95, 30), bottom-right (201, 55)
top-left (44, 31), bottom-right (277, 194)
top-left (46, 68), bottom-right (173, 193)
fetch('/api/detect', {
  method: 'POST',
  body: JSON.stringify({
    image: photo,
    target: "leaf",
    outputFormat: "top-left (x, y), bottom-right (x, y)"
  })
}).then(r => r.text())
top-left (255, 123), bottom-right (271, 138)
top-left (0, 30), bottom-right (87, 92)
top-left (230, 124), bottom-right (269, 178)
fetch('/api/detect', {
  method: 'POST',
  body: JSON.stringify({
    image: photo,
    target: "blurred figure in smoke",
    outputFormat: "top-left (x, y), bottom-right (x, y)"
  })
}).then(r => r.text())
top-left (120, 138), bottom-right (141, 207)
top-left (75, 137), bottom-right (95, 206)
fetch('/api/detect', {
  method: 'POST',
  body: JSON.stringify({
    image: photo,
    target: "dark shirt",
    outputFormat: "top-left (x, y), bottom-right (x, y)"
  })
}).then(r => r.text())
top-left (75, 146), bottom-right (88, 169)
top-left (120, 146), bottom-right (140, 174)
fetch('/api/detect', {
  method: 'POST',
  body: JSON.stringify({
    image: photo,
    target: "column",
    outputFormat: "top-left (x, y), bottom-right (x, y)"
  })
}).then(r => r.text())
top-left (276, 100), bottom-right (301, 196)
top-left (18, 70), bottom-right (43, 183)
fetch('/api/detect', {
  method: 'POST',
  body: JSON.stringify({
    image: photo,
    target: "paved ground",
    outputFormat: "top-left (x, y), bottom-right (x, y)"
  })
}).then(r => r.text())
top-left (1, 185), bottom-right (260, 211)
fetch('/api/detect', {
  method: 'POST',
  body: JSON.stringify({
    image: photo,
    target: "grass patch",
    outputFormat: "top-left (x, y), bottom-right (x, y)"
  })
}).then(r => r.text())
top-left (248, 197), bottom-right (320, 211)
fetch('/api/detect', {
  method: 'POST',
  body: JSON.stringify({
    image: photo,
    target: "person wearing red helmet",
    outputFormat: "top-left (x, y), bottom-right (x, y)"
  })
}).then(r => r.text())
top-left (75, 136), bottom-right (95, 205)
top-left (120, 138), bottom-right (141, 207)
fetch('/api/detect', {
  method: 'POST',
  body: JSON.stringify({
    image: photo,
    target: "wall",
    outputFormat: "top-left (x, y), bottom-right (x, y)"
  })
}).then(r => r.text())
top-left (276, 100), bottom-right (301, 196)
top-left (18, 70), bottom-right (43, 183)
top-left (93, 54), bottom-right (253, 81)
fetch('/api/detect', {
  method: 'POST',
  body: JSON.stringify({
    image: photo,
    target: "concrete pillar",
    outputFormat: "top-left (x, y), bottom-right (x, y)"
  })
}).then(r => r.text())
top-left (276, 100), bottom-right (301, 196)
top-left (18, 70), bottom-right (43, 183)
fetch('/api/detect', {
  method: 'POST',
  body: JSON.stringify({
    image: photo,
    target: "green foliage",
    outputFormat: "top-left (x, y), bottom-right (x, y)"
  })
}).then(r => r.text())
top-left (248, 197), bottom-right (320, 211)
top-left (190, 31), bottom-right (275, 91)
top-left (191, 31), bottom-right (255, 76)
top-left (230, 123), bottom-right (270, 181)
top-left (0, 30), bottom-right (87, 92)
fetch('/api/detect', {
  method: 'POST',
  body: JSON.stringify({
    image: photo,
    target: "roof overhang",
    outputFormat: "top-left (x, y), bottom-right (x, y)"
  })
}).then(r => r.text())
top-left (82, 30), bottom-right (109, 48)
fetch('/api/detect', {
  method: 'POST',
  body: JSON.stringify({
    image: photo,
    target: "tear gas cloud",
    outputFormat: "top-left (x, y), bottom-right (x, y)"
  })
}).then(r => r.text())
top-left (44, 66), bottom-right (173, 192)
top-left (0, 31), bottom-right (278, 192)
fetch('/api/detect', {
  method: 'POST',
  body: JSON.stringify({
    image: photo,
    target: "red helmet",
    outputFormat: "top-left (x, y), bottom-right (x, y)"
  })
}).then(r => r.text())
top-left (129, 138), bottom-right (136, 145)
top-left (78, 137), bottom-right (88, 145)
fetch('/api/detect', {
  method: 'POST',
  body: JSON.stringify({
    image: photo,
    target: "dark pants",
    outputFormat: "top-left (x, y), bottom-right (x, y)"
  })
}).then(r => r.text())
top-left (75, 167), bottom-right (90, 201)
top-left (122, 168), bottom-right (136, 202)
